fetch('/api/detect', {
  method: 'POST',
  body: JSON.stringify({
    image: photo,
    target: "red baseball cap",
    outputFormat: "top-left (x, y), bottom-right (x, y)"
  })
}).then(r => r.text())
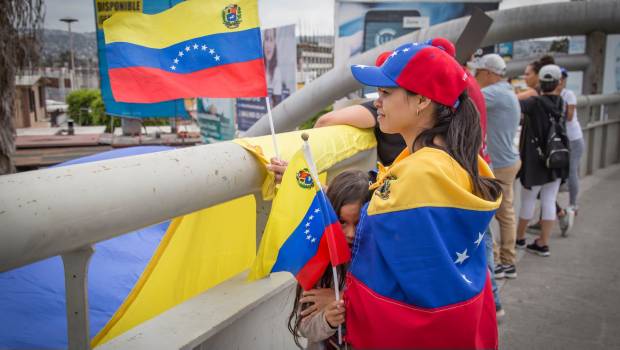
top-left (375, 51), bottom-right (392, 66)
top-left (351, 42), bottom-right (468, 108)
top-left (424, 37), bottom-right (456, 57)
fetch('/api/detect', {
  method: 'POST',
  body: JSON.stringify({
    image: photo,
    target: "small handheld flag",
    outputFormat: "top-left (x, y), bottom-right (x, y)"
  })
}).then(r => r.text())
top-left (249, 139), bottom-right (350, 291)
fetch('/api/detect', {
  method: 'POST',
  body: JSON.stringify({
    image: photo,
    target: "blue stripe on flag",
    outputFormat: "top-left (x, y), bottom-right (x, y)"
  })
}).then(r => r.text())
top-left (106, 28), bottom-right (263, 73)
top-left (350, 205), bottom-right (495, 309)
top-left (272, 193), bottom-right (329, 276)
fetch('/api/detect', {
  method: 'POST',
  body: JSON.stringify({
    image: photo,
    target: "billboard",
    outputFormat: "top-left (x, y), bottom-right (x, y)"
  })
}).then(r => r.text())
top-left (237, 24), bottom-right (297, 131)
top-left (334, 1), bottom-right (500, 67)
top-left (93, 0), bottom-right (188, 118)
top-left (603, 34), bottom-right (620, 94)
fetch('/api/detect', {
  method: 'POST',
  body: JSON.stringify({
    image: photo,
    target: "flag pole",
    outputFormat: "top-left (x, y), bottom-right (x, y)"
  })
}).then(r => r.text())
top-left (301, 133), bottom-right (344, 346)
top-left (265, 96), bottom-right (280, 159)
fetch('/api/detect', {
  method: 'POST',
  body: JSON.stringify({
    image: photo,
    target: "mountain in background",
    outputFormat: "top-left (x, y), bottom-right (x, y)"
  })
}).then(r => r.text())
top-left (41, 29), bottom-right (98, 67)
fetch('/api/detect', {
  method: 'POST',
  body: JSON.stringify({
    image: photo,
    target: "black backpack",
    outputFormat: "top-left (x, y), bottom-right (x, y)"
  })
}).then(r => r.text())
top-left (530, 96), bottom-right (570, 170)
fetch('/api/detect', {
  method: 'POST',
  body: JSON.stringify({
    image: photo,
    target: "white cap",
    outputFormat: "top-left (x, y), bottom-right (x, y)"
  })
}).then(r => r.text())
top-left (475, 53), bottom-right (506, 76)
top-left (539, 64), bottom-right (562, 82)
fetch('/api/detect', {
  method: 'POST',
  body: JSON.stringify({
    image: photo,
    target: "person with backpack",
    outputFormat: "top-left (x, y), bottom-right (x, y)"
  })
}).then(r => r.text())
top-left (516, 64), bottom-right (570, 257)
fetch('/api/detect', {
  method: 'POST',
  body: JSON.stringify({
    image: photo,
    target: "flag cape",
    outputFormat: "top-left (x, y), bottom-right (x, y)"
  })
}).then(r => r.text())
top-left (345, 147), bottom-right (501, 349)
top-left (103, 0), bottom-right (267, 103)
top-left (249, 148), bottom-right (350, 290)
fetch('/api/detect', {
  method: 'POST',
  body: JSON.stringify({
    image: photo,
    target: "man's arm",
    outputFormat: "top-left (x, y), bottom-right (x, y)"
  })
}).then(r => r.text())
top-left (564, 90), bottom-right (577, 121)
top-left (314, 104), bottom-right (376, 129)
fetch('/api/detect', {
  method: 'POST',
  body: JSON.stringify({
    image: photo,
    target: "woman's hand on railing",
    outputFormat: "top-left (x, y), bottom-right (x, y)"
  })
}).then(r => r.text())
top-left (267, 157), bottom-right (288, 185)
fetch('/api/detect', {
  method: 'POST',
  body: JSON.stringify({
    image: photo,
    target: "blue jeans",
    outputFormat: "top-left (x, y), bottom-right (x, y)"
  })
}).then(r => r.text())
top-left (484, 227), bottom-right (502, 310)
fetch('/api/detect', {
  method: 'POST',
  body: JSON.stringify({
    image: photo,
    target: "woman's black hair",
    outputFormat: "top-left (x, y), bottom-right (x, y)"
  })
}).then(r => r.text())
top-left (529, 55), bottom-right (555, 74)
top-left (287, 170), bottom-right (370, 349)
top-left (410, 92), bottom-right (502, 202)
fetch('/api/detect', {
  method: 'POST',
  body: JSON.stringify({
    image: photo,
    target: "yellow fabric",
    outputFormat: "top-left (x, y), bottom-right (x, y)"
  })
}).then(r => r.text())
top-left (103, 0), bottom-right (260, 48)
top-left (248, 148), bottom-right (325, 281)
top-left (92, 195), bottom-right (256, 347)
top-left (368, 147), bottom-right (501, 215)
top-left (234, 125), bottom-right (377, 200)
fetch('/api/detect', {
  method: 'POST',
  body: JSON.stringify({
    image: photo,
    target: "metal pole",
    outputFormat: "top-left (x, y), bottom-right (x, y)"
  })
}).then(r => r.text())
top-left (60, 17), bottom-right (78, 91)
top-left (62, 245), bottom-right (95, 350)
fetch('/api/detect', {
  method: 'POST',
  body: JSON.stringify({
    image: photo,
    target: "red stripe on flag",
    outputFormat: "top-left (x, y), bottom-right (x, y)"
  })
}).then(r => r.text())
top-left (108, 59), bottom-right (268, 103)
top-left (295, 233), bottom-right (331, 291)
top-left (324, 222), bottom-right (350, 266)
top-left (344, 273), bottom-right (498, 349)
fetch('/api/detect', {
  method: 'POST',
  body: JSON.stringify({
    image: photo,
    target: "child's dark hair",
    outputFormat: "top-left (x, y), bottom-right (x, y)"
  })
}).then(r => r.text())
top-left (287, 170), bottom-right (370, 349)
top-left (411, 91), bottom-right (502, 202)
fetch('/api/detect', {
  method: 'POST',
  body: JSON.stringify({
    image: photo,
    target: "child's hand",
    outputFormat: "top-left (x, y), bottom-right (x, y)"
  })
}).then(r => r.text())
top-left (324, 300), bottom-right (345, 328)
top-left (266, 157), bottom-right (288, 184)
top-left (299, 288), bottom-right (335, 318)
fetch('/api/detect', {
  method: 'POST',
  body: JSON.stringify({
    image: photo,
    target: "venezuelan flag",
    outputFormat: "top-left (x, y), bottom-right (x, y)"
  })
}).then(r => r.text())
top-left (345, 147), bottom-right (501, 349)
top-left (103, 0), bottom-right (267, 103)
top-left (249, 148), bottom-right (350, 290)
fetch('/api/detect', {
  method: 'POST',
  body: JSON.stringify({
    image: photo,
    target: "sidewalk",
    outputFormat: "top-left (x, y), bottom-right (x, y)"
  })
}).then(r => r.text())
top-left (497, 164), bottom-right (620, 349)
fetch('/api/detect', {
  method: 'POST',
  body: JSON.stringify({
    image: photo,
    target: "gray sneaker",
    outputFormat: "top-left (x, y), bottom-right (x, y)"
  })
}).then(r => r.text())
top-left (559, 212), bottom-right (570, 237)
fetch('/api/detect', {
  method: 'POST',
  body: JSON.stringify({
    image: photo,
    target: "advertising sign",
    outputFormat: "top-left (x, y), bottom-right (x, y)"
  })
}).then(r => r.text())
top-left (334, 1), bottom-right (500, 67)
top-left (237, 24), bottom-right (297, 131)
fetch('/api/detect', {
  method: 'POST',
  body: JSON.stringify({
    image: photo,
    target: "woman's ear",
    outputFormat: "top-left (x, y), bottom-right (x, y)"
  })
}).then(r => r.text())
top-left (418, 96), bottom-right (433, 112)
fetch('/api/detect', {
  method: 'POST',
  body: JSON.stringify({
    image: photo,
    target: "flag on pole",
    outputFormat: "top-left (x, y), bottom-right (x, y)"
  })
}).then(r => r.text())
top-left (249, 148), bottom-right (350, 290)
top-left (103, 0), bottom-right (267, 103)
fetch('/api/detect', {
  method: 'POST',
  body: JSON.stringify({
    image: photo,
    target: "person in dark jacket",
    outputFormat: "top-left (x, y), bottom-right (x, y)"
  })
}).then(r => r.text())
top-left (515, 64), bottom-right (569, 257)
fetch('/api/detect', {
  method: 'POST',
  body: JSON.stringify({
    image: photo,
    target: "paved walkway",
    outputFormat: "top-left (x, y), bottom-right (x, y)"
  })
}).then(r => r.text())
top-left (497, 164), bottom-right (620, 349)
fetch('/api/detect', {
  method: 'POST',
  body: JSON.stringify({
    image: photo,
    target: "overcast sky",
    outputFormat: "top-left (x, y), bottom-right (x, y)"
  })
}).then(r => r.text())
top-left (44, 0), bottom-right (565, 34)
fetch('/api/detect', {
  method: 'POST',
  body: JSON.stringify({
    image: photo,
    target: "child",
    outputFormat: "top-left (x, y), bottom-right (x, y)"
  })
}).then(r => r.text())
top-left (286, 170), bottom-right (370, 350)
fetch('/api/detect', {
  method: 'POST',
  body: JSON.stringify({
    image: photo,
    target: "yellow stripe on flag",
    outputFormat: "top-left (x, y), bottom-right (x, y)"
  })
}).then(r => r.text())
top-left (103, 0), bottom-right (260, 48)
top-left (92, 195), bottom-right (256, 347)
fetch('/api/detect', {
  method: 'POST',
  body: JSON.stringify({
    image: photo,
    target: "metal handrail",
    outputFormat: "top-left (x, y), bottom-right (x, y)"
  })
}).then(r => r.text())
top-left (0, 142), bottom-right (264, 272)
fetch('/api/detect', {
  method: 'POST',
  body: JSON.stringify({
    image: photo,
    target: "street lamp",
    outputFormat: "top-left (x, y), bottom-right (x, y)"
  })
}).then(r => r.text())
top-left (60, 17), bottom-right (78, 91)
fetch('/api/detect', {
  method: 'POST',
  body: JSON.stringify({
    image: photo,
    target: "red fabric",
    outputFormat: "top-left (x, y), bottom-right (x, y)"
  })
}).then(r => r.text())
top-left (108, 59), bottom-right (268, 103)
top-left (396, 48), bottom-right (468, 108)
top-left (428, 37), bottom-right (456, 57)
top-left (344, 274), bottom-right (498, 349)
top-left (325, 222), bottom-right (351, 266)
top-left (466, 72), bottom-right (491, 163)
top-left (295, 233), bottom-right (330, 291)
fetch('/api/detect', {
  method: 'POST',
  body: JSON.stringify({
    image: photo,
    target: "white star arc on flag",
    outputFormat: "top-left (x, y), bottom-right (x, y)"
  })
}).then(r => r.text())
top-left (171, 42), bottom-right (221, 71)
top-left (461, 274), bottom-right (473, 284)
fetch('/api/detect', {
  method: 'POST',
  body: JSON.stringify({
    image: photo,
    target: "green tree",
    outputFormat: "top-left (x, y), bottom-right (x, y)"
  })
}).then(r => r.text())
top-left (66, 89), bottom-right (100, 125)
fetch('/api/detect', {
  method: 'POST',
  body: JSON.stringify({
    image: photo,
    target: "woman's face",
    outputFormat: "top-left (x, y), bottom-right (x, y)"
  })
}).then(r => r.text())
top-left (374, 87), bottom-right (420, 135)
top-left (524, 64), bottom-right (538, 89)
top-left (339, 202), bottom-right (361, 246)
top-left (263, 29), bottom-right (276, 60)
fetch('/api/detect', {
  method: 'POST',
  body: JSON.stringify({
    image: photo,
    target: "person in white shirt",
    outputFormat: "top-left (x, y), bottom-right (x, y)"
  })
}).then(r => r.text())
top-left (559, 68), bottom-right (584, 224)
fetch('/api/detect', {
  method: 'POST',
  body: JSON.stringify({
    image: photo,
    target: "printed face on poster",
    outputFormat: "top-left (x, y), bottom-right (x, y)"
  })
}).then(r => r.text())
top-left (334, 1), bottom-right (499, 67)
top-left (237, 24), bottom-right (297, 131)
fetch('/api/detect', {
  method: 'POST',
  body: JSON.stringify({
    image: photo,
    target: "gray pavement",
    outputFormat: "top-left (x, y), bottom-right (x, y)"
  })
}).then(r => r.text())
top-left (497, 164), bottom-right (620, 349)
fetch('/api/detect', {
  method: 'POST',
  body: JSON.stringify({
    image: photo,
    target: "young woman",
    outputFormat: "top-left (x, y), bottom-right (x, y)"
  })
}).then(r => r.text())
top-left (345, 43), bottom-right (502, 349)
top-left (287, 170), bottom-right (370, 350)
top-left (518, 55), bottom-right (555, 100)
top-left (516, 64), bottom-right (569, 256)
